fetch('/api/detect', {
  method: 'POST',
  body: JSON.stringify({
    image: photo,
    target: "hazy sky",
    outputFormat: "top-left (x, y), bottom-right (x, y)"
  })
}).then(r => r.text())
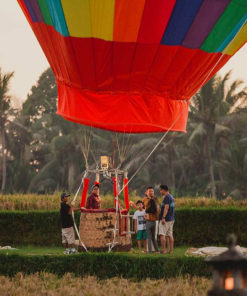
top-left (1, 0), bottom-right (247, 107)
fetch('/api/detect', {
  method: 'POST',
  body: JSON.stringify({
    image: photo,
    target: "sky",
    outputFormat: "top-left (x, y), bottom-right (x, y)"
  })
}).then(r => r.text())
top-left (1, 0), bottom-right (247, 108)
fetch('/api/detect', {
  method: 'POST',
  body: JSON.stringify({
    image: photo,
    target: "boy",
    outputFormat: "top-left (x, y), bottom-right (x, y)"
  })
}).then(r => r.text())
top-left (60, 192), bottom-right (80, 255)
top-left (133, 200), bottom-right (147, 252)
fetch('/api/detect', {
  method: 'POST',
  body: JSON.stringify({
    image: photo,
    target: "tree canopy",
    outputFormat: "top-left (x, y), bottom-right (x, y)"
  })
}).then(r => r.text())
top-left (1, 68), bottom-right (247, 198)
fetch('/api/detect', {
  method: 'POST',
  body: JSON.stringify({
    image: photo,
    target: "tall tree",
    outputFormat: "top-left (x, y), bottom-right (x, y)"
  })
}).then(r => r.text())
top-left (0, 68), bottom-right (14, 193)
top-left (189, 72), bottom-right (247, 197)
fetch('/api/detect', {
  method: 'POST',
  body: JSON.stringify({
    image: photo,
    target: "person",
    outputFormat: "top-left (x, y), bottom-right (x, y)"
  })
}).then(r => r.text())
top-left (143, 187), bottom-right (160, 249)
top-left (130, 187), bottom-right (159, 210)
top-left (143, 186), bottom-right (159, 209)
top-left (60, 192), bottom-right (80, 255)
top-left (159, 185), bottom-right (175, 254)
top-left (86, 184), bottom-right (101, 209)
top-left (133, 200), bottom-right (147, 252)
top-left (145, 198), bottom-right (159, 253)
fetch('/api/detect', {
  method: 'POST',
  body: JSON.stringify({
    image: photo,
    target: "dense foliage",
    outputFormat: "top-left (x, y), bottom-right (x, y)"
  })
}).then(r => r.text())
top-left (0, 68), bottom-right (247, 198)
top-left (1, 209), bottom-right (246, 247)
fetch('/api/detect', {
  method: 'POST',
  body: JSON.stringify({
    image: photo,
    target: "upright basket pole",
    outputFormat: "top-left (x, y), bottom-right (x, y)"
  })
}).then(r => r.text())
top-left (113, 174), bottom-right (119, 210)
top-left (123, 171), bottom-right (129, 211)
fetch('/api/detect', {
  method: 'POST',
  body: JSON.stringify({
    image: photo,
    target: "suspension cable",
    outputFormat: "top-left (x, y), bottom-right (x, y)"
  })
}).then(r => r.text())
top-left (118, 104), bottom-right (188, 196)
top-left (72, 171), bottom-right (88, 252)
top-left (118, 18), bottom-right (247, 196)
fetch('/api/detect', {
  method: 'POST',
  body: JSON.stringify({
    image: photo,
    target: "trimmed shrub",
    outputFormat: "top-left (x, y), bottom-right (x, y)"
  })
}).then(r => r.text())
top-left (0, 211), bottom-right (78, 246)
top-left (0, 208), bottom-right (246, 247)
top-left (174, 208), bottom-right (247, 246)
top-left (0, 253), bottom-right (210, 279)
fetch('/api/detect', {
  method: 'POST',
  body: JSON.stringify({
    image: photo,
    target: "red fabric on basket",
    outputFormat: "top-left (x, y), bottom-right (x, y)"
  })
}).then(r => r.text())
top-left (124, 178), bottom-right (130, 211)
top-left (80, 178), bottom-right (90, 208)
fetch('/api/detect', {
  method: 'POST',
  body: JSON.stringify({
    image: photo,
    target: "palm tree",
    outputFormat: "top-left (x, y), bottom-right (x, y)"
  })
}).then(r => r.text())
top-left (0, 68), bottom-right (14, 193)
top-left (189, 72), bottom-right (247, 197)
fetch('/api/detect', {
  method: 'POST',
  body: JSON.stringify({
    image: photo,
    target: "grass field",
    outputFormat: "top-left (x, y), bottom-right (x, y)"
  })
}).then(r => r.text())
top-left (1, 193), bottom-right (246, 211)
top-left (0, 273), bottom-right (211, 296)
top-left (0, 246), bottom-right (188, 257)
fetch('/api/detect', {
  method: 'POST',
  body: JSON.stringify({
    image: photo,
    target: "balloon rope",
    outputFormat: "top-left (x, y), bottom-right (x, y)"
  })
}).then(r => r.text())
top-left (118, 102), bottom-right (189, 196)
top-left (119, 18), bottom-right (247, 195)
top-left (72, 171), bottom-right (88, 252)
top-left (112, 132), bottom-right (117, 169)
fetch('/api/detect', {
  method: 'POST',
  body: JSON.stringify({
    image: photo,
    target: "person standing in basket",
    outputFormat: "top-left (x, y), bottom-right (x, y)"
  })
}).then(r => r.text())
top-left (86, 184), bottom-right (101, 209)
top-left (159, 185), bottom-right (175, 254)
top-left (145, 198), bottom-right (159, 253)
top-left (60, 192), bottom-right (81, 255)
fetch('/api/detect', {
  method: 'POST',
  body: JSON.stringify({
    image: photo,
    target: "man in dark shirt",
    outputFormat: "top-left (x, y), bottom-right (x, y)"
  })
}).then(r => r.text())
top-left (60, 192), bottom-right (80, 254)
top-left (86, 184), bottom-right (101, 209)
top-left (158, 185), bottom-right (175, 254)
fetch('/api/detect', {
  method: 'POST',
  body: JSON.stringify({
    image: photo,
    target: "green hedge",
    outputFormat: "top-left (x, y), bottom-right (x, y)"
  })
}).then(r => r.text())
top-left (0, 253), bottom-right (210, 279)
top-left (0, 208), bottom-right (246, 247)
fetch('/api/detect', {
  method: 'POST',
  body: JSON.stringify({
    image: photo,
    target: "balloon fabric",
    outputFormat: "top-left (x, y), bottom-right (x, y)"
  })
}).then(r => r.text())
top-left (18, 0), bottom-right (247, 133)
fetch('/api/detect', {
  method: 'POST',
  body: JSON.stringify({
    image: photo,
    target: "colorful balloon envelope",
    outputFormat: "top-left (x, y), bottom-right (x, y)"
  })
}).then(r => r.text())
top-left (18, 0), bottom-right (247, 133)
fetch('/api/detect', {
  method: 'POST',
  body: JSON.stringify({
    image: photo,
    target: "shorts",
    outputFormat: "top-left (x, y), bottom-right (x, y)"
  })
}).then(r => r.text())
top-left (159, 220), bottom-right (174, 237)
top-left (62, 227), bottom-right (75, 245)
top-left (137, 229), bottom-right (147, 240)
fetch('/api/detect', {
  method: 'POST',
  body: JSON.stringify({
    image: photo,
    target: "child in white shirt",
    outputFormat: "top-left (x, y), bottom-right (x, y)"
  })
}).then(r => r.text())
top-left (133, 200), bottom-right (147, 252)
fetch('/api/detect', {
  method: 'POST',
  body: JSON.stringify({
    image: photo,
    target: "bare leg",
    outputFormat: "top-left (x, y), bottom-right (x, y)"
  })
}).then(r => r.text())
top-left (166, 236), bottom-right (170, 252)
top-left (168, 236), bottom-right (174, 253)
top-left (160, 235), bottom-right (167, 253)
top-left (146, 221), bottom-right (153, 252)
top-left (151, 223), bottom-right (159, 252)
top-left (144, 239), bottom-right (147, 252)
top-left (137, 240), bottom-right (142, 251)
top-left (152, 221), bottom-right (158, 251)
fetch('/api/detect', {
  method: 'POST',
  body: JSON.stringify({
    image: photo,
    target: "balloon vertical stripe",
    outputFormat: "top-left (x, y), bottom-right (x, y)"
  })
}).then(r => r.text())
top-left (113, 0), bottom-right (146, 42)
top-left (216, 13), bottom-right (247, 53)
top-left (23, 0), bottom-right (38, 22)
top-left (37, 0), bottom-right (53, 26)
top-left (201, 0), bottom-right (247, 52)
top-left (46, 0), bottom-right (69, 36)
top-left (89, 0), bottom-right (115, 41)
top-left (137, 0), bottom-right (176, 44)
top-left (28, 0), bottom-right (44, 22)
top-left (161, 0), bottom-right (204, 45)
top-left (61, 0), bottom-right (92, 38)
top-left (182, 0), bottom-right (231, 49)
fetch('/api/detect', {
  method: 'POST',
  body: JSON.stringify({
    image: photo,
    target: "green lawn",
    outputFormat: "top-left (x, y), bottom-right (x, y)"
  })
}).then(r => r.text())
top-left (0, 245), bottom-right (188, 257)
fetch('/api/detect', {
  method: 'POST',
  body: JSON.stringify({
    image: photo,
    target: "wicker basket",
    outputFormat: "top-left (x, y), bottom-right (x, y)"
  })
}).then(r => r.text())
top-left (78, 209), bottom-right (132, 252)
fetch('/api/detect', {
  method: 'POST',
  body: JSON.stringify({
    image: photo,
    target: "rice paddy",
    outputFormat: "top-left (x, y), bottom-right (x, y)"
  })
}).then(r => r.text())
top-left (0, 273), bottom-right (211, 296)
top-left (0, 194), bottom-right (246, 211)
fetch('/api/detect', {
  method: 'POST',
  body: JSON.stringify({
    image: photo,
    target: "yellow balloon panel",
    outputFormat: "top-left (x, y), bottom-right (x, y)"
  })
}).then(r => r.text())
top-left (224, 23), bottom-right (247, 55)
top-left (61, 0), bottom-right (91, 38)
top-left (61, 0), bottom-right (115, 41)
top-left (90, 0), bottom-right (115, 41)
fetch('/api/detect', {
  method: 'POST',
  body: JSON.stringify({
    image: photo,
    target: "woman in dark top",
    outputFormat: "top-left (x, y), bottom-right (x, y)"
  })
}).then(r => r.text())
top-left (145, 199), bottom-right (159, 253)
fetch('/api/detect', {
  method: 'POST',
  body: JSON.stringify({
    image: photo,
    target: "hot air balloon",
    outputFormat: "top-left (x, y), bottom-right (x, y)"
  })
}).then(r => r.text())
top-left (18, 0), bottom-right (247, 133)
top-left (17, 0), bottom-right (247, 252)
